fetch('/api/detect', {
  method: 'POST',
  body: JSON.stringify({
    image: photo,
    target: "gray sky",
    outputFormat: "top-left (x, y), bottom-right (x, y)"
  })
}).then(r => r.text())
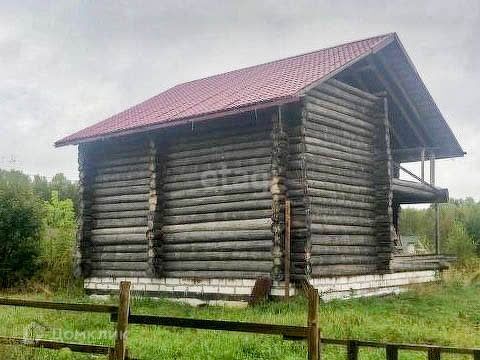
top-left (1, 0), bottom-right (479, 199)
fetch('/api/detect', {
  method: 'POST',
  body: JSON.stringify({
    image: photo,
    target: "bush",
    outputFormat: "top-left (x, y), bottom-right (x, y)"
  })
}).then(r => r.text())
top-left (33, 173), bottom-right (79, 213)
top-left (0, 170), bottom-right (43, 287)
top-left (444, 221), bottom-right (476, 264)
top-left (400, 199), bottom-right (480, 257)
top-left (38, 191), bottom-right (77, 288)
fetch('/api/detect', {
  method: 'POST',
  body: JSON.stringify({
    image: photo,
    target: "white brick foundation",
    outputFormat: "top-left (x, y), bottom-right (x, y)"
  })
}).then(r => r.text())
top-left (310, 270), bottom-right (439, 301)
top-left (84, 277), bottom-right (296, 301)
top-left (84, 270), bottom-right (438, 303)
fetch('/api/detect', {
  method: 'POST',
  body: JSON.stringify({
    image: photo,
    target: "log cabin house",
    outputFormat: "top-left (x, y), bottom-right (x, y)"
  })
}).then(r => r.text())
top-left (56, 33), bottom-right (464, 301)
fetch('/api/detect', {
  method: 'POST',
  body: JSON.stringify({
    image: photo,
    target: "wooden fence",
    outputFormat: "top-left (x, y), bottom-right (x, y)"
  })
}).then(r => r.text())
top-left (321, 338), bottom-right (480, 360)
top-left (0, 284), bottom-right (133, 360)
top-left (1, 281), bottom-right (479, 360)
top-left (110, 280), bottom-right (321, 360)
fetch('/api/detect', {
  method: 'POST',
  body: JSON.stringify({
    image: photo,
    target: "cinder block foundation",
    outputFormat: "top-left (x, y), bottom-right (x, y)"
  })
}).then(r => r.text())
top-left (310, 270), bottom-right (439, 301)
top-left (84, 270), bottom-right (439, 303)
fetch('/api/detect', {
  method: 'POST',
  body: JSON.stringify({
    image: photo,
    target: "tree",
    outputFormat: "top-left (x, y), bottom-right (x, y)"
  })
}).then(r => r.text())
top-left (0, 170), bottom-right (43, 287)
top-left (50, 173), bottom-right (80, 213)
top-left (444, 221), bottom-right (475, 263)
top-left (32, 175), bottom-right (50, 202)
top-left (32, 173), bottom-right (80, 214)
top-left (39, 191), bottom-right (76, 288)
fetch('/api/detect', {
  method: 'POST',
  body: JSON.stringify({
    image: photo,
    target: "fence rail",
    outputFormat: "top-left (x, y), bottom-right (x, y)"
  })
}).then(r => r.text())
top-left (113, 313), bottom-right (309, 338)
top-left (0, 288), bottom-right (131, 360)
top-left (1, 282), bottom-right (479, 360)
top-left (0, 336), bottom-right (113, 355)
top-left (112, 280), bottom-right (320, 360)
top-left (0, 298), bottom-right (118, 313)
top-left (321, 338), bottom-right (480, 360)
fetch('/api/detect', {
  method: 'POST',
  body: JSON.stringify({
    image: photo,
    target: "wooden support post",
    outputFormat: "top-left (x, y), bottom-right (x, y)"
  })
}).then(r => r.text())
top-left (346, 340), bottom-right (359, 360)
top-left (113, 281), bottom-right (131, 360)
top-left (430, 153), bottom-right (436, 187)
top-left (421, 148), bottom-right (425, 181)
top-left (270, 107), bottom-right (288, 281)
top-left (386, 345), bottom-right (399, 360)
top-left (430, 153), bottom-right (440, 255)
top-left (307, 286), bottom-right (320, 360)
top-left (428, 347), bottom-right (441, 360)
top-left (435, 204), bottom-right (440, 255)
top-left (473, 350), bottom-right (480, 360)
top-left (284, 199), bottom-right (291, 299)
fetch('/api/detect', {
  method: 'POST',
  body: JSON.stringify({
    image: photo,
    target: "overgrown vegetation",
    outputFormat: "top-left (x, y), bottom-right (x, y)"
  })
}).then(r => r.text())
top-left (400, 198), bottom-right (480, 262)
top-left (0, 171), bottom-right (43, 287)
top-left (0, 274), bottom-right (479, 359)
top-left (0, 169), bottom-right (78, 290)
top-left (0, 168), bottom-right (479, 358)
top-left (39, 191), bottom-right (77, 289)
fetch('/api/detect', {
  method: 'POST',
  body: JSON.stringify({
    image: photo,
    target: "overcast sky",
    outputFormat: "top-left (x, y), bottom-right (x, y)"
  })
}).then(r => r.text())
top-left (1, 1), bottom-right (479, 199)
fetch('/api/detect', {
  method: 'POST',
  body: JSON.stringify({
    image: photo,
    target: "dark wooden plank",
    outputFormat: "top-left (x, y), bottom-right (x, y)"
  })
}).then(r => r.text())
top-left (320, 338), bottom-right (479, 355)
top-left (347, 340), bottom-right (359, 360)
top-left (386, 345), bottom-right (399, 360)
top-left (0, 298), bottom-right (118, 313)
top-left (428, 347), bottom-right (441, 360)
top-left (0, 336), bottom-right (113, 355)
top-left (249, 277), bottom-right (273, 306)
top-left (113, 314), bottom-right (308, 338)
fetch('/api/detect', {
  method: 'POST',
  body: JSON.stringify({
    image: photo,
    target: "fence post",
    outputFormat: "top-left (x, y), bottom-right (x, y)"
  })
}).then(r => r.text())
top-left (473, 350), bottom-right (480, 360)
top-left (386, 345), bottom-right (398, 360)
top-left (113, 281), bottom-right (131, 360)
top-left (284, 199), bottom-right (291, 299)
top-left (307, 285), bottom-right (320, 360)
top-left (347, 340), bottom-right (358, 360)
top-left (428, 348), bottom-right (441, 360)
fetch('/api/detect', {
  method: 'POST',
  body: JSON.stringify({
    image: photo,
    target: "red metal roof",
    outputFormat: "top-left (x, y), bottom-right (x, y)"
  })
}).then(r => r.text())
top-left (56, 33), bottom-right (394, 146)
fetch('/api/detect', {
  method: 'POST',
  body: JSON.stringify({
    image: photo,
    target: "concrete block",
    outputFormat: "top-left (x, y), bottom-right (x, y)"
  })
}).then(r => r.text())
top-left (166, 278), bottom-right (180, 285)
top-left (219, 286), bottom-right (235, 295)
top-left (145, 284), bottom-right (160, 292)
top-left (202, 285), bottom-right (219, 294)
top-left (187, 285), bottom-right (204, 293)
top-left (210, 279), bottom-right (226, 286)
top-left (225, 279), bottom-right (243, 287)
top-left (235, 287), bottom-right (253, 295)
top-left (242, 279), bottom-right (256, 287)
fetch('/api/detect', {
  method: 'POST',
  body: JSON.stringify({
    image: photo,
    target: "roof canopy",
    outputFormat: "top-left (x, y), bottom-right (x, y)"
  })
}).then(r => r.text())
top-left (56, 33), bottom-right (463, 161)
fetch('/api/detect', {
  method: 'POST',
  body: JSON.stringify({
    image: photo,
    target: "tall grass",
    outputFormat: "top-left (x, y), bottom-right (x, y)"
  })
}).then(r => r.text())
top-left (0, 268), bottom-right (479, 359)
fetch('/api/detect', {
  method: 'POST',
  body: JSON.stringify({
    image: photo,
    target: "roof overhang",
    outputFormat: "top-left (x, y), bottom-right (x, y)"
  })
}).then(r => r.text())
top-left (54, 95), bottom-right (300, 147)
top-left (331, 34), bottom-right (465, 162)
top-left (55, 33), bottom-right (465, 162)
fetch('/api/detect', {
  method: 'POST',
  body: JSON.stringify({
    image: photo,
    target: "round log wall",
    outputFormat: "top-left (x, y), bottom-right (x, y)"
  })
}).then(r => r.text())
top-left (159, 114), bottom-right (275, 279)
top-left (75, 80), bottom-right (394, 282)
top-left (302, 79), bottom-right (394, 277)
top-left (87, 137), bottom-right (152, 278)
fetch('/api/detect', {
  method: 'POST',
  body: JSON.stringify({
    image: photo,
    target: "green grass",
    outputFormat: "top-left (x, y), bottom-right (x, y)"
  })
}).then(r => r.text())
top-left (0, 275), bottom-right (479, 360)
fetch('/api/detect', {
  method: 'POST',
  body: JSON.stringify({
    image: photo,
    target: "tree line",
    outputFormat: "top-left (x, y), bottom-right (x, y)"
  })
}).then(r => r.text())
top-left (400, 198), bottom-right (480, 262)
top-left (0, 169), bottom-right (78, 288)
top-left (0, 167), bottom-right (478, 289)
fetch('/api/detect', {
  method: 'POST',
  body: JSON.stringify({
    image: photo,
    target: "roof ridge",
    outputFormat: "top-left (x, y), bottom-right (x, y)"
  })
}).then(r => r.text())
top-left (56, 32), bottom-right (399, 146)
top-left (171, 32), bottom-right (395, 89)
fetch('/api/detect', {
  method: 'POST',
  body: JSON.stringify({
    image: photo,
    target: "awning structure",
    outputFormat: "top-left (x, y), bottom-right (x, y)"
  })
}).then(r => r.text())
top-left (392, 178), bottom-right (448, 204)
top-left (390, 254), bottom-right (454, 272)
